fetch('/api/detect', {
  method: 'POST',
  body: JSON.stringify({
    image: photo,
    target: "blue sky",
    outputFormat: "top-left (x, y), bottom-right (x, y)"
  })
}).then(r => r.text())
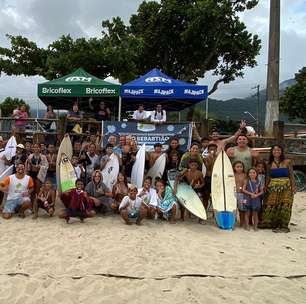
top-left (0, 0), bottom-right (306, 107)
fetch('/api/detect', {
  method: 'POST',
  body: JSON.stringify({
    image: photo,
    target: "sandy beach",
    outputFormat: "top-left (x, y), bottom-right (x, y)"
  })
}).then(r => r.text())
top-left (0, 192), bottom-right (305, 304)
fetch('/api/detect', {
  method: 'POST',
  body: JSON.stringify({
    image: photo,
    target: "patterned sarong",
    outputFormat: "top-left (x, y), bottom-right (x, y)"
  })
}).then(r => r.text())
top-left (158, 186), bottom-right (176, 214)
top-left (260, 178), bottom-right (293, 229)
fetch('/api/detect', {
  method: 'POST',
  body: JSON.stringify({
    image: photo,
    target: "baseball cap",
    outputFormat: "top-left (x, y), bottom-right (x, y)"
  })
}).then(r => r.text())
top-left (16, 144), bottom-right (25, 149)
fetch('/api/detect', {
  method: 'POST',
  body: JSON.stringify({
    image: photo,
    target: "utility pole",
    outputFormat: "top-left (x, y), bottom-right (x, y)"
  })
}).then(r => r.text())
top-left (265, 0), bottom-right (280, 136)
top-left (252, 85), bottom-right (260, 136)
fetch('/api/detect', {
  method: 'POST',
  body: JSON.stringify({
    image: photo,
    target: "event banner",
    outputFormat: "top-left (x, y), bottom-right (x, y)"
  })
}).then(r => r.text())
top-left (102, 121), bottom-right (192, 151)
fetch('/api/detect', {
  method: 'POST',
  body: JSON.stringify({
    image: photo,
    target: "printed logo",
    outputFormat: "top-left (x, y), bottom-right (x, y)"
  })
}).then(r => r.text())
top-left (66, 76), bottom-right (92, 82)
top-left (145, 77), bottom-right (172, 84)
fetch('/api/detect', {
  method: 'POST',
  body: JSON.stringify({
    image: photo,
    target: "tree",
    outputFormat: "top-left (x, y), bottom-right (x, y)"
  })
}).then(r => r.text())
top-left (0, 0), bottom-right (261, 94)
top-left (0, 97), bottom-right (30, 116)
top-left (280, 67), bottom-right (306, 123)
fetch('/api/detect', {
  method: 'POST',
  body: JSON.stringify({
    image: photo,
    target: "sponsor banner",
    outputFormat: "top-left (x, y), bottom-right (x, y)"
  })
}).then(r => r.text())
top-left (102, 121), bottom-right (192, 151)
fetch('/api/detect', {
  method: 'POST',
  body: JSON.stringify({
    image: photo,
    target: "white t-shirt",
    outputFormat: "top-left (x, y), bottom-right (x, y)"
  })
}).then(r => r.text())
top-left (119, 195), bottom-right (143, 211)
top-left (132, 110), bottom-right (148, 121)
top-left (151, 110), bottom-right (166, 123)
top-left (137, 187), bottom-right (158, 207)
top-left (7, 174), bottom-right (31, 200)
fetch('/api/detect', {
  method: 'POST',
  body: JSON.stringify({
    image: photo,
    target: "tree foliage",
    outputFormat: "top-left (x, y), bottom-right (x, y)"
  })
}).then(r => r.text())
top-left (0, 97), bottom-right (30, 117)
top-left (0, 0), bottom-right (261, 94)
top-left (280, 67), bottom-right (306, 123)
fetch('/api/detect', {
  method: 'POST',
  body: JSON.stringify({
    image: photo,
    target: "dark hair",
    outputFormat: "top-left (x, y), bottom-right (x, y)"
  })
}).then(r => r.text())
top-left (144, 176), bottom-right (152, 182)
top-left (207, 143), bottom-right (217, 150)
top-left (211, 128), bottom-right (219, 134)
top-left (154, 143), bottom-right (162, 148)
top-left (232, 161), bottom-right (245, 173)
top-left (269, 144), bottom-right (285, 164)
top-left (118, 171), bottom-right (128, 186)
top-left (75, 179), bottom-right (83, 185)
top-left (201, 137), bottom-right (209, 142)
top-left (106, 143), bottom-right (114, 149)
top-left (247, 167), bottom-right (258, 178)
top-left (170, 137), bottom-right (179, 143)
top-left (190, 142), bottom-right (200, 148)
top-left (155, 177), bottom-right (164, 186)
top-left (188, 159), bottom-right (199, 165)
top-left (255, 160), bottom-right (266, 173)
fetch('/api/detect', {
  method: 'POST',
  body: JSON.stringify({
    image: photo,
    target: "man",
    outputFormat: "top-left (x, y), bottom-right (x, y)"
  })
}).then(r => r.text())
top-left (132, 104), bottom-right (149, 121)
top-left (86, 143), bottom-right (99, 182)
top-left (0, 163), bottom-right (34, 219)
top-left (209, 120), bottom-right (247, 153)
top-left (227, 134), bottom-right (259, 171)
top-left (151, 104), bottom-right (166, 124)
top-left (106, 135), bottom-right (122, 156)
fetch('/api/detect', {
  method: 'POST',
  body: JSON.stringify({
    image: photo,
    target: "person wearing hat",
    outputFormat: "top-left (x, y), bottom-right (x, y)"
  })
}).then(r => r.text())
top-left (11, 143), bottom-right (27, 173)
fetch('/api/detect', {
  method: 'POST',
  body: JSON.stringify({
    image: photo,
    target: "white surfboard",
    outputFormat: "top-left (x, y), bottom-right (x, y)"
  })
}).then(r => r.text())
top-left (59, 154), bottom-right (77, 193)
top-left (0, 165), bottom-right (14, 182)
top-left (211, 150), bottom-right (236, 229)
top-left (56, 136), bottom-right (73, 192)
top-left (0, 150), bottom-right (7, 175)
top-left (146, 153), bottom-right (166, 184)
top-left (131, 144), bottom-right (146, 189)
top-left (168, 170), bottom-right (207, 220)
top-left (4, 136), bottom-right (17, 160)
top-left (102, 153), bottom-right (120, 191)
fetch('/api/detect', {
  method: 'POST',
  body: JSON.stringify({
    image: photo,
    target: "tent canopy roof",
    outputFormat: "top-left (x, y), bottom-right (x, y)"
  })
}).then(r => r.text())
top-left (120, 68), bottom-right (208, 111)
top-left (37, 68), bottom-right (120, 109)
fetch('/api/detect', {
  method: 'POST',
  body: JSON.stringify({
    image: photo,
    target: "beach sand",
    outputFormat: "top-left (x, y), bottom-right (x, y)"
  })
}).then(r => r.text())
top-left (0, 192), bottom-right (306, 304)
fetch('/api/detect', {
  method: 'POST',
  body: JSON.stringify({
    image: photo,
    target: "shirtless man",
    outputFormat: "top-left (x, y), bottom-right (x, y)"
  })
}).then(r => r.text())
top-left (209, 120), bottom-right (247, 153)
top-left (0, 163), bottom-right (34, 219)
top-left (148, 143), bottom-right (162, 168)
top-left (174, 159), bottom-right (205, 220)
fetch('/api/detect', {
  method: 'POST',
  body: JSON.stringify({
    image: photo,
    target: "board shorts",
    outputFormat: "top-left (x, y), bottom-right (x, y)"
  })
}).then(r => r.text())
top-left (128, 208), bottom-right (139, 219)
top-left (3, 197), bottom-right (30, 213)
top-left (65, 208), bottom-right (88, 219)
top-left (236, 192), bottom-right (248, 212)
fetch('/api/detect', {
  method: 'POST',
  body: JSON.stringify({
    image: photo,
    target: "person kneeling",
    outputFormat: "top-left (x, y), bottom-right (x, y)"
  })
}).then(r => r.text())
top-left (59, 179), bottom-right (95, 223)
top-left (119, 185), bottom-right (146, 225)
top-left (32, 179), bottom-right (55, 219)
top-left (0, 163), bottom-right (34, 219)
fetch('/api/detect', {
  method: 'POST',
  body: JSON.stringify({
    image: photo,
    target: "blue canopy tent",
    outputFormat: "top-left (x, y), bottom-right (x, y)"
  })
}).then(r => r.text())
top-left (119, 68), bottom-right (208, 120)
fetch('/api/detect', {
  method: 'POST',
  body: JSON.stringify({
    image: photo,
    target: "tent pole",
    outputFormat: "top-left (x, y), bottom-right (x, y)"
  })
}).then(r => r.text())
top-left (205, 97), bottom-right (208, 120)
top-left (178, 111), bottom-right (181, 122)
top-left (118, 96), bottom-right (122, 121)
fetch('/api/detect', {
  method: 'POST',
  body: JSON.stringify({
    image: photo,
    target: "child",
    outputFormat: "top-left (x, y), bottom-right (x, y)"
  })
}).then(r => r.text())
top-left (71, 155), bottom-right (85, 180)
top-left (243, 168), bottom-right (264, 231)
top-left (137, 176), bottom-right (158, 218)
top-left (173, 159), bottom-right (205, 220)
top-left (111, 172), bottom-right (129, 212)
top-left (59, 179), bottom-right (95, 223)
top-left (148, 143), bottom-right (162, 168)
top-left (155, 179), bottom-right (177, 224)
top-left (233, 161), bottom-right (247, 228)
top-left (32, 179), bottom-right (56, 219)
top-left (119, 184), bottom-right (146, 225)
top-left (255, 160), bottom-right (266, 191)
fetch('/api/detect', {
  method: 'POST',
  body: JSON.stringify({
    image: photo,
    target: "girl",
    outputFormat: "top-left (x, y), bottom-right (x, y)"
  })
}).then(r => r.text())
top-left (32, 179), bottom-right (56, 219)
top-left (111, 172), bottom-right (129, 212)
top-left (243, 168), bottom-right (264, 231)
top-left (155, 179), bottom-right (177, 224)
top-left (233, 161), bottom-right (247, 228)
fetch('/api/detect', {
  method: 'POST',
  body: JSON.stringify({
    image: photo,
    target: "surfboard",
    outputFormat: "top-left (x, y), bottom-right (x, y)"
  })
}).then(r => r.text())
top-left (59, 154), bottom-right (77, 192)
top-left (211, 150), bottom-right (236, 230)
top-left (0, 165), bottom-right (13, 182)
top-left (56, 135), bottom-right (73, 191)
top-left (0, 150), bottom-right (7, 175)
top-left (131, 144), bottom-right (146, 188)
top-left (167, 169), bottom-right (207, 220)
top-left (102, 153), bottom-right (120, 191)
top-left (4, 136), bottom-right (17, 161)
top-left (146, 153), bottom-right (166, 184)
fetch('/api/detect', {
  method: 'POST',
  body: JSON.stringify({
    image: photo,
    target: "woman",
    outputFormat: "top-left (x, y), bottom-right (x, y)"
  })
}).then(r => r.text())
top-left (85, 170), bottom-right (112, 213)
top-left (111, 172), bottom-right (129, 212)
top-left (12, 104), bottom-right (29, 142)
top-left (260, 145), bottom-right (296, 232)
top-left (95, 101), bottom-right (111, 121)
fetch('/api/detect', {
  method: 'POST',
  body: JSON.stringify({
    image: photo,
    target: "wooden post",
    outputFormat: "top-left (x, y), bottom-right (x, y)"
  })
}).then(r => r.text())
top-left (273, 121), bottom-right (284, 145)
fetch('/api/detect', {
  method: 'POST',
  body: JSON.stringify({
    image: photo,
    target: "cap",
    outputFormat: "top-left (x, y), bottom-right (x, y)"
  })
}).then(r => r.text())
top-left (0, 136), bottom-right (3, 141)
top-left (16, 144), bottom-right (25, 149)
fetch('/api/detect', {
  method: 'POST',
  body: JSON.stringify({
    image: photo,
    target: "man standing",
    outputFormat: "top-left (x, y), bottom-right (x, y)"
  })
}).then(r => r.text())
top-left (227, 134), bottom-right (259, 171)
top-left (132, 104), bottom-right (149, 122)
top-left (0, 163), bottom-right (34, 219)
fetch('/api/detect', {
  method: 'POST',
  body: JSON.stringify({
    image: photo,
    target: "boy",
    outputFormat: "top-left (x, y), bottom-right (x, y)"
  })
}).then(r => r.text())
top-left (148, 143), bottom-right (162, 168)
top-left (119, 185), bottom-right (146, 225)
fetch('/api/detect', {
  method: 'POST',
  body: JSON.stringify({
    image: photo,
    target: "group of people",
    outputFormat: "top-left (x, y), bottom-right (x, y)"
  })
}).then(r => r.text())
top-left (0, 113), bottom-right (296, 232)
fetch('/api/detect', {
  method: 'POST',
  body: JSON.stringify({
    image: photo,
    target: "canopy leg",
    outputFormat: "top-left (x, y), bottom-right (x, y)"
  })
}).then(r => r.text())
top-left (118, 96), bottom-right (122, 121)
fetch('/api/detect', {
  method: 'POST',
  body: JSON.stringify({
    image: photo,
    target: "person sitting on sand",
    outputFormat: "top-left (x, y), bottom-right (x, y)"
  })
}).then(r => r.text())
top-left (32, 179), bottom-right (56, 219)
top-left (111, 172), bottom-right (129, 213)
top-left (119, 184), bottom-right (146, 225)
top-left (0, 163), bottom-right (34, 219)
top-left (85, 170), bottom-right (112, 214)
top-left (137, 176), bottom-right (158, 218)
top-left (59, 179), bottom-right (95, 223)
top-left (155, 179), bottom-right (177, 224)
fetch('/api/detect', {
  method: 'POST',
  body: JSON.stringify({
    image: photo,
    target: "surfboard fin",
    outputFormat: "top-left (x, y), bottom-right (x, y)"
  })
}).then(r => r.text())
top-left (216, 211), bottom-right (235, 230)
